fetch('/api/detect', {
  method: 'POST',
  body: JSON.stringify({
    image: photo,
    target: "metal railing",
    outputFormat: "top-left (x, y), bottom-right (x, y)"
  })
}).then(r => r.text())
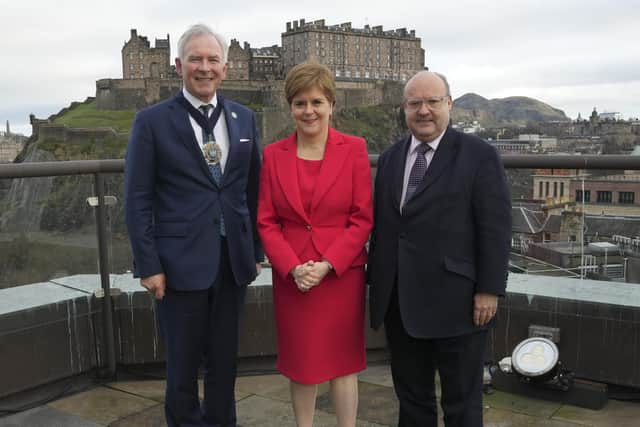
top-left (2, 154), bottom-right (640, 379)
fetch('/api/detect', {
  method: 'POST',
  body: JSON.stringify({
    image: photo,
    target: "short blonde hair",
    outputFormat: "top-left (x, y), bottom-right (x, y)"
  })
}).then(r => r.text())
top-left (284, 62), bottom-right (336, 105)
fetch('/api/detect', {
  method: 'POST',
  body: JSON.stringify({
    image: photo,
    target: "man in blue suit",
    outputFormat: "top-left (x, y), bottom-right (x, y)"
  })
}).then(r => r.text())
top-left (368, 71), bottom-right (511, 426)
top-left (124, 23), bottom-right (263, 427)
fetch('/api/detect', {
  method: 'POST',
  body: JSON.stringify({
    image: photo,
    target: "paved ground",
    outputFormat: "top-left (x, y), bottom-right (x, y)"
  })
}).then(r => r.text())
top-left (1, 364), bottom-right (639, 426)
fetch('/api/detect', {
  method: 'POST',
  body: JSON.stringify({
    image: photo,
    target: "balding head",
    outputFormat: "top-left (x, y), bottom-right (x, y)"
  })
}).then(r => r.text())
top-left (402, 71), bottom-right (453, 143)
top-left (404, 71), bottom-right (451, 99)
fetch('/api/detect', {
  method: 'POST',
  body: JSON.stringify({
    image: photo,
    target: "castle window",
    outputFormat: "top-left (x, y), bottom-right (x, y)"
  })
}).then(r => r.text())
top-left (139, 52), bottom-right (143, 59)
top-left (130, 64), bottom-right (134, 70)
top-left (140, 64), bottom-right (144, 70)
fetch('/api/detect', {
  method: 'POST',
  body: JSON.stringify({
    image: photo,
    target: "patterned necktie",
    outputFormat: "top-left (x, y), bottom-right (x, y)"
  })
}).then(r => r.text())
top-left (405, 143), bottom-right (431, 205)
top-left (199, 104), bottom-right (226, 236)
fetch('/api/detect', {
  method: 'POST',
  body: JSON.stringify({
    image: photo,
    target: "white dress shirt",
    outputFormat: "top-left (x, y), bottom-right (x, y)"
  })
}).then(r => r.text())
top-left (182, 88), bottom-right (230, 173)
top-left (400, 130), bottom-right (446, 209)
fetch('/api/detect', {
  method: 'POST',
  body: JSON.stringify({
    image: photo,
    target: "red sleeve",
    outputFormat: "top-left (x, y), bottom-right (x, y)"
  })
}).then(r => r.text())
top-left (257, 146), bottom-right (301, 278)
top-left (322, 138), bottom-right (374, 276)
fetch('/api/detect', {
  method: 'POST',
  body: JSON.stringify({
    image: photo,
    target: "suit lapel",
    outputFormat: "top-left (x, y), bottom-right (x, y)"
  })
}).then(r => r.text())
top-left (221, 100), bottom-right (239, 187)
top-left (274, 134), bottom-right (310, 223)
top-left (168, 96), bottom-right (217, 188)
top-left (310, 128), bottom-right (349, 212)
top-left (411, 127), bottom-right (459, 200)
top-left (392, 136), bottom-right (412, 211)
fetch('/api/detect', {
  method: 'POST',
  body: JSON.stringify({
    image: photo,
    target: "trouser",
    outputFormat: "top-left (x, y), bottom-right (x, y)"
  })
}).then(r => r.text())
top-left (157, 239), bottom-right (246, 427)
top-left (384, 287), bottom-right (487, 427)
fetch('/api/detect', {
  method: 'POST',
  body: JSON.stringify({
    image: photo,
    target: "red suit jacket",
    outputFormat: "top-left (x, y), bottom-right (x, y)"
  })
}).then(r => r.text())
top-left (258, 128), bottom-right (373, 278)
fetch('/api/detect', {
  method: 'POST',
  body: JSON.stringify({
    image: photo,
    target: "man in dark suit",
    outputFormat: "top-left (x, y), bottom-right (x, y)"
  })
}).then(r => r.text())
top-left (368, 71), bottom-right (511, 427)
top-left (124, 24), bottom-right (262, 427)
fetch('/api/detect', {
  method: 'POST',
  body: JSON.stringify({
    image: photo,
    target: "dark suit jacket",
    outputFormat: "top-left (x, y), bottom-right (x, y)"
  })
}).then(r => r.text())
top-left (124, 94), bottom-right (263, 290)
top-left (368, 127), bottom-right (511, 338)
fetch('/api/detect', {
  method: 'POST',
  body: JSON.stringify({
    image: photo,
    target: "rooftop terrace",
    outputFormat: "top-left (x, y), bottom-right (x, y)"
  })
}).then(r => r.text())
top-left (2, 155), bottom-right (640, 426)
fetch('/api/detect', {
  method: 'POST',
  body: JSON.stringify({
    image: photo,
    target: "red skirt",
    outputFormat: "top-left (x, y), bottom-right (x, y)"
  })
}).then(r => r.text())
top-left (272, 265), bottom-right (366, 384)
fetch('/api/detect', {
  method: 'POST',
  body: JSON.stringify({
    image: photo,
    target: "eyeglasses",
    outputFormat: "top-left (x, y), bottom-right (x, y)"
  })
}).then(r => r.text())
top-left (404, 96), bottom-right (449, 112)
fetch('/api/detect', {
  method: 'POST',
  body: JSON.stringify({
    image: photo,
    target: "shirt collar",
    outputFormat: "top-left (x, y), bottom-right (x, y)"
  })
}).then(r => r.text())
top-left (410, 129), bottom-right (446, 155)
top-left (182, 88), bottom-right (218, 110)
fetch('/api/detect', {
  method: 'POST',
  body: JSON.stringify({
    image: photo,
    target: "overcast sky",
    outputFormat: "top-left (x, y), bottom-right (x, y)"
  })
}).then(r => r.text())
top-left (2, 0), bottom-right (639, 136)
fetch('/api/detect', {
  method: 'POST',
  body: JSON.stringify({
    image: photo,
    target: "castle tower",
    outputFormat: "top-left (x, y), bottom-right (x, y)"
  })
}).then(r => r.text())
top-left (122, 29), bottom-right (171, 79)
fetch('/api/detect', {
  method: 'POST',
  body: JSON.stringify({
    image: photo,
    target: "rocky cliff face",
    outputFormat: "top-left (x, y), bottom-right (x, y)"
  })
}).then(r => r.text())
top-left (0, 149), bottom-right (56, 232)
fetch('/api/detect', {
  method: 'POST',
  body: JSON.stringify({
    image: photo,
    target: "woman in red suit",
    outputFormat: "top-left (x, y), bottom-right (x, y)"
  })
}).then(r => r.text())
top-left (257, 62), bottom-right (373, 427)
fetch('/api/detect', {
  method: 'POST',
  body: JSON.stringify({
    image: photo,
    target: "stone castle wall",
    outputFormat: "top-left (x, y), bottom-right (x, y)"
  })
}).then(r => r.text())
top-left (94, 77), bottom-right (404, 143)
top-left (36, 124), bottom-right (124, 145)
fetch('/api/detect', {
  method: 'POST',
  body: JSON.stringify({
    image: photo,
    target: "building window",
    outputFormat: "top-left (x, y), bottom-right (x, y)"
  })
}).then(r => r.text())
top-left (576, 190), bottom-right (591, 202)
top-left (545, 181), bottom-right (549, 197)
top-left (560, 182), bottom-right (565, 197)
top-left (596, 191), bottom-right (612, 203)
top-left (553, 182), bottom-right (558, 197)
top-left (539, 182), bottom-right (543, 198)
top-left (140, 64), bottom-right (144, 70)
top-left (619, 191), bottom-right (635, 204)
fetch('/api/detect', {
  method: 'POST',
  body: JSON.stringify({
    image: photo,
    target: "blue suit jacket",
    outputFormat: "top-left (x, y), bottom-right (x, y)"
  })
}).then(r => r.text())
top-left (124, 94), bottom-right (263, 290)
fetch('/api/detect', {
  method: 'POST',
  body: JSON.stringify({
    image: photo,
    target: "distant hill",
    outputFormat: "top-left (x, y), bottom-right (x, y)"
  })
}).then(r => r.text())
top-left (452, 93), bottom-right (569, 127)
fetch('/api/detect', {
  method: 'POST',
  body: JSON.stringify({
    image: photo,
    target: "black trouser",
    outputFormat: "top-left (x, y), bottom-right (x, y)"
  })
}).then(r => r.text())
top-left (384, 288), bottom-right (486, 427)
top-left (157, 239), bottom-right (246, 427)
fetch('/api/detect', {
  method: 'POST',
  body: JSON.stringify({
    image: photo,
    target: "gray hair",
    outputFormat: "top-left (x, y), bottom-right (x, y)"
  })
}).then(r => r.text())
top-left (404, 71), bottom-right (451, 97)
top-left (177, 23), bottom-right (229, 63)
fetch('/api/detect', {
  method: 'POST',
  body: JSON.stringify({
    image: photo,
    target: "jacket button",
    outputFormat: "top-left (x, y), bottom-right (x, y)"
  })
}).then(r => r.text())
top-left (306, 225), bottom-right (312, 231)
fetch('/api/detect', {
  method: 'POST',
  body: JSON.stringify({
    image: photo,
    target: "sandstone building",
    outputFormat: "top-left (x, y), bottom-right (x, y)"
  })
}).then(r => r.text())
top-left (227, 39), bottom-right (251, 80)
top-left (250, 45), bottom-right (282, 80)
top-left (282, 19), bottom-right (425, 81)
top-left (121, 29), bottom-right (173, 79)
top-left (0, 121), bottom-right (27, 163)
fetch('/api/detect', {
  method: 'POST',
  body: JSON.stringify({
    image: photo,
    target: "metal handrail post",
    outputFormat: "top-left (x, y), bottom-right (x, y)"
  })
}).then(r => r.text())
top-left (93, 172), bottom-right (117, 378)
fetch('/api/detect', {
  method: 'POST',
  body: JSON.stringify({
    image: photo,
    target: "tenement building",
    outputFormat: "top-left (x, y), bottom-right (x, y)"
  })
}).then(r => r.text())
top-left (122, 29), bottom-right (172, 79)
top-left (281, 19), bottom-right (425, 81)
top-left (0, 121), bottom-right (27, 163)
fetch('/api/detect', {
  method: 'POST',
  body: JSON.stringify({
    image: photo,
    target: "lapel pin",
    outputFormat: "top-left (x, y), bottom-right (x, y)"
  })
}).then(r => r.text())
top-left (231, 111), bottom-right (238, 119)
